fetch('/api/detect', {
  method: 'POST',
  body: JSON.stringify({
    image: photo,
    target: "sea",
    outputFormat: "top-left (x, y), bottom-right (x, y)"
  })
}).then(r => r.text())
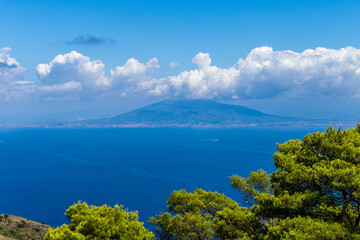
top-left (0, 127), bottom-right (326, 227)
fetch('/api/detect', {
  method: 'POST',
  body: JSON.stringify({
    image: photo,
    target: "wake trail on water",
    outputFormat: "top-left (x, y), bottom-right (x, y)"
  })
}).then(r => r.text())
top-left (0, 141), bottom-right (108, 167)
top-left (0, 140), bottom-right (222, 186)
top-left (163, 137), bottom-right (274, 154)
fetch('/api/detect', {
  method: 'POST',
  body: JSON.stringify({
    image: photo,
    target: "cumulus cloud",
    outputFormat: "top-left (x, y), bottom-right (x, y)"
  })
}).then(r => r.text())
top-left (109, 58), bottom-right (159, 95)
top-left (0, 47), bottom-right (26, 84)
top-left (4, 46), bottom-right (360, 102)
top-left (169, 61), bottom-right (180, 70)
top-left (67, 35), bottom-right (116, 45)
top-left (110, 58), bottom-right (159, 84)
top-left (0, 47), bottom-right (31, 101)
top-left (145, 47), bottom-right (360, 99)
top-left (33, 51), bottom-right (162, 100)
top-left (36, 51), bottom-right (110, 90)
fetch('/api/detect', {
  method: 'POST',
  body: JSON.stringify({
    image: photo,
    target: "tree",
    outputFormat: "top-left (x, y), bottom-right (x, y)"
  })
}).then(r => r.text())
top-left (44, 201), bottom-right (153, 240)
top-left (213, 206), bottom-right (263, 239)
top-left (149, 188), bottom-right (259, 240)
top-left (230, 124), bottom-right (360, 238)
top-left (3, 213), bottom-right (9, 223)
top-left (229, 169), bottom-right (272, 206)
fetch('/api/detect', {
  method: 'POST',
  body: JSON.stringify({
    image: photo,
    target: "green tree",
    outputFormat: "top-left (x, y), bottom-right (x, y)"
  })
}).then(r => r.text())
top-left (230, 124), bottom-right (360, 238)
top-left (229, 169), bottom-right (272, 206)
top-left (149, 188), bottom-right (259, 240)
top-left (45, 201), bottom-right (153, 240)
top-left (213, 206), bottom-right (263, 239)
top-left (3, 213), bottom-right (9, 223)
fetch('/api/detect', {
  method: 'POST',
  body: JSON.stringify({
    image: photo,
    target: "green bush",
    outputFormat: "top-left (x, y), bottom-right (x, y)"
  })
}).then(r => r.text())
top-left (16, 222), bottom-right (25, 228)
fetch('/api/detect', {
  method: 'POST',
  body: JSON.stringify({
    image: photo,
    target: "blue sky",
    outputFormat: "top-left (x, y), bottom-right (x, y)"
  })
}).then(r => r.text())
top-left (1, 0), bottom-right (360, 122)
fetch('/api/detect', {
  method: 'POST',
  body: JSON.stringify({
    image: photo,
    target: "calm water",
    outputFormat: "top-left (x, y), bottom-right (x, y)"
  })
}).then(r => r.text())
top-left (0, 127), bottom-right (325, 227)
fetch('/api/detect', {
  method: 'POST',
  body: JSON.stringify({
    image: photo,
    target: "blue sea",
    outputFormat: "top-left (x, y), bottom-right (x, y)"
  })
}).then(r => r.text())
top-left (0, 127), bottom-right (325, 227)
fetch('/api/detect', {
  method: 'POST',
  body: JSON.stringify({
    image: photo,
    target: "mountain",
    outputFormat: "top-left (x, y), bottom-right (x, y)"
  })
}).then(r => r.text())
top-left (19, 99), bottom-right (355, 128)
top-left (49, 99), bottom-right (327, 128)
top-left (102, 99), bottom-right (270, 124)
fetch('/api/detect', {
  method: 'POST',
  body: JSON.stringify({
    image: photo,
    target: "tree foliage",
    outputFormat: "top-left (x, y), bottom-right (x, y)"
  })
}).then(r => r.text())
top-left (213, 206), bottom-right (263, 239)
top-left (149, 189), bottom-right (260, 240)
top-left (230, 124), bottom-right (360, 238)
top-left (44, 201), bottom-right (153, 240)
top-left (264, 216), bottom-right (358, 240)
top-left (3, 214), bottom-right (9, 223)
top-left (229, 169), bottom-right (272, 206)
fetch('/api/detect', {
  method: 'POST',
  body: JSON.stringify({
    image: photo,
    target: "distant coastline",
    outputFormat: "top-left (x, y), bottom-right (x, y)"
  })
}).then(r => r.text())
top-left (0, 100), bottom-right (357, 129)
top-left (0, 120), bottom-right (356, 129)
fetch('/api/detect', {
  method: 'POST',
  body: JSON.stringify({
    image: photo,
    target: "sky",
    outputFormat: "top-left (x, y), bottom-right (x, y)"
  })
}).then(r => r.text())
top-left (1, 0), bottom-right (360, 123)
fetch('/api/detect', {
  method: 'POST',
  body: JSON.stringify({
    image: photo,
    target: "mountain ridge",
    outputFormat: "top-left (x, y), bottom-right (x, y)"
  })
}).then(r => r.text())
top-left (83, 99), bottom-right (282, 126)
top-left (49, 99), bottom-right (352, 128)
top-left (7, 99), bottom-right (354, 128)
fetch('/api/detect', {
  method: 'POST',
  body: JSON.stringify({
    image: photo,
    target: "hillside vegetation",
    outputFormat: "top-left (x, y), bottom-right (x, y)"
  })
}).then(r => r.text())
top-left (0, 214), bottom-right (52, 240)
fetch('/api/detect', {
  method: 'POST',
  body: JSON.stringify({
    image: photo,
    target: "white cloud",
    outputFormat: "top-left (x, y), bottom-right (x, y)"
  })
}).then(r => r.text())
top-left (38, 81), bottom-right (82, 93)
top-left (36, 51), bottom-right (110, 90)
top-left (145, 47), bottom-right (360, 99)
top-left (0, 82), bottom-right (35, 102)
top-left (34, 52), bottom-right (160, 98)
top-left (110, 58), bottom-right (159, 83)
top-left (0, 47), bottom-right (26, 84)
top-left (165, 52), bottom-right (239, 98)
top-left (109, 58), bottom-right (159, 96)
top-left (169, 61), bottom-right (180, 70)
top-left (10, 81), bottom-right (35, 85)
top-left (4, 46), bottom-right (360, 102)
top-left (0, 47), bottom-right (30, 101)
